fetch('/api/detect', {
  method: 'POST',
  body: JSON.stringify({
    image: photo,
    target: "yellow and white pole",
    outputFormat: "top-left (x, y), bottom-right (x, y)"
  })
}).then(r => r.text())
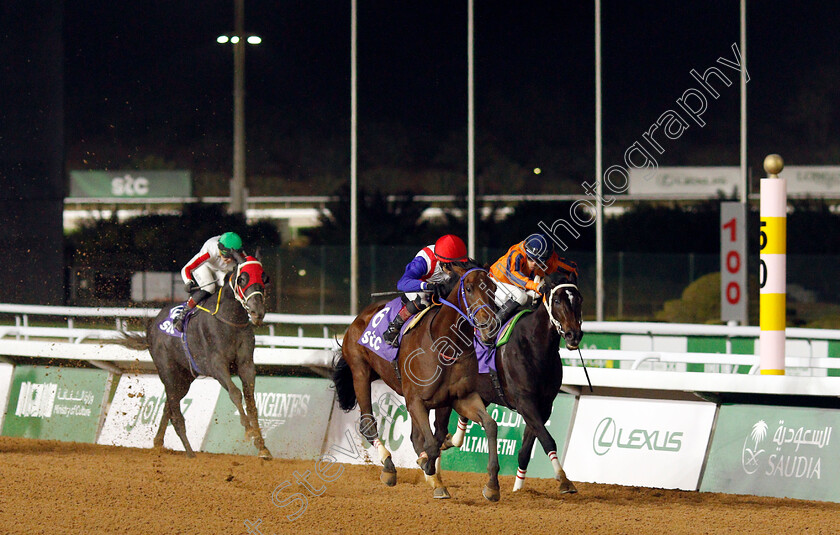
top-left (759, 154), bottom-right (786, 375)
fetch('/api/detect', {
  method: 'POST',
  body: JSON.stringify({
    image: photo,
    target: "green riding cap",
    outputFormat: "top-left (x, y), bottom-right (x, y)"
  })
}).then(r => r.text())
top-left (218, 232), bottom-right (243, 256)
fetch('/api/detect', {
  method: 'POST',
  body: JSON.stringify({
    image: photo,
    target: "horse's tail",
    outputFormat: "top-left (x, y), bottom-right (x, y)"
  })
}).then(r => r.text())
top-left (113, 330), bottom-right (150, 351)
top-left (331, 347), bottom-right (357, 412)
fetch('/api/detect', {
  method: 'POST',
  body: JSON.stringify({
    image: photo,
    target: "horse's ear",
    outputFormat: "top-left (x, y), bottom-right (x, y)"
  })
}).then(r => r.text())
top-left (232, 250), bottom-right (247, 264)
top-left (254, 247), bottom-right (262, 261)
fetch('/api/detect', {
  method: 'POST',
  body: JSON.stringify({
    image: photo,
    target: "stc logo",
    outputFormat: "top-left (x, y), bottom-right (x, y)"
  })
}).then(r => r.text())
top-left (111, 174), bottom-right (149, 196)
top-left (592, 417), bottom-right (683, 456)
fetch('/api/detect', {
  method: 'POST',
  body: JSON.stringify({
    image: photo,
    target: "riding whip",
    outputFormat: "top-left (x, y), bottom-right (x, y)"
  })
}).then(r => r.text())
top-left (370, 291), bottom-right (403, 298)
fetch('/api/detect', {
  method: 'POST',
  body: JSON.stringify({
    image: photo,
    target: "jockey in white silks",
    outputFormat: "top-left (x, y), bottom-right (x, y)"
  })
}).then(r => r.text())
top-left (172, 231), bottom-right (245, 331)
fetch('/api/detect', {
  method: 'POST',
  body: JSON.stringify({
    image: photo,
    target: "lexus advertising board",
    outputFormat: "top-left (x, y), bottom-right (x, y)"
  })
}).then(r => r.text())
top-left (563, 396), bottom-right (716, 490)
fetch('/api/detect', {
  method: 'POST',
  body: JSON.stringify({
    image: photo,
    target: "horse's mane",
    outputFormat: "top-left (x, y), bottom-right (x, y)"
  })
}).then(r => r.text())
top-left (446, 258), bottom-right (483, 272)
top-left (547, 269), bottom-right (577, 286)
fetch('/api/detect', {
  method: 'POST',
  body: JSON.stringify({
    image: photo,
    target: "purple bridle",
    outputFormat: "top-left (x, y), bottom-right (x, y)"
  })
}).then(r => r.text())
top-left (434, 267), bottom-right (494, 341)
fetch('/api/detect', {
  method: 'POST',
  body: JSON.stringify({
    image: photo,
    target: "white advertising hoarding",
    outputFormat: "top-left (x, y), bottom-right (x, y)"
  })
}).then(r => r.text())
top-left (0, 362), bottom-right (14, 429)
top-left (322, 380), bottom-right (433, 469)
top-left (563, 396), bottom-right (716, 490)
top-left (784, 166), bottom-right (840, 196)
top-left (98, 374), bottom-right (220, 451)
top-left (629, 167), bottom-right (740, 197)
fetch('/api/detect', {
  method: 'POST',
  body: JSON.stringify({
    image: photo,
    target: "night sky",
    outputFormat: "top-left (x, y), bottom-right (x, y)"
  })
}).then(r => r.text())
top-left (61, 1), bottom-right (840, 189)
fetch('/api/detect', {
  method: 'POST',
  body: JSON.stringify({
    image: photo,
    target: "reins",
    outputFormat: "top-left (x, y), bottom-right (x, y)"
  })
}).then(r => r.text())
top-left (429, 267), bottom-right (495, 355)
top-left (194, 259), bottom-right (265, 329)
top-left (433, 268), bottom-right (494, 338)
top-left (543, 282), bottom-right (593, 392)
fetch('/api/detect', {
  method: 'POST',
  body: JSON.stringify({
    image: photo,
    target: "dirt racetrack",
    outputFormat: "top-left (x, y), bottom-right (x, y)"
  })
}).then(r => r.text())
top-left (1, 436), bottom-right (839, 535)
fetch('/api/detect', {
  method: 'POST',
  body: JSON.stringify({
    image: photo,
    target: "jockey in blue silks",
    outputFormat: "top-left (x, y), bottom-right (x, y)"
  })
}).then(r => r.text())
top-left (382, 234), bottom-right (469, 347)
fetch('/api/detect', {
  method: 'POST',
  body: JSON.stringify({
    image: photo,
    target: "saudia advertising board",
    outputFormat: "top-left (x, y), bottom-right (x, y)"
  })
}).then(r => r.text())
top-left (563, 396), bottom-right (716, 490)
top-left (701, 405), bottom-right (840, 502)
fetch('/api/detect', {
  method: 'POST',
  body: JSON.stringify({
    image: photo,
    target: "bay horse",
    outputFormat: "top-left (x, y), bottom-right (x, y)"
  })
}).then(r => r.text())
top-left (332, 261), bottom-right (502, 500)
top-left (443, 269), bottom-right (583, 494)
top-left (113, 254), bottom-right (271, 459)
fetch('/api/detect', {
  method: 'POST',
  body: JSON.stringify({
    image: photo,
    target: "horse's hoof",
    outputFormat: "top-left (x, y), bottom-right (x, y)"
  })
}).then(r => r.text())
top-left (433, 487), bottom-right (451, 499)
top-left (558, 479), bottom-right (578, 494)
top-left (380, 470), bottom-right (397, 487)
top-left (440, 433), bottom-right (454, 451)
top-left (258, 448), bottom-right (273, 460)
top-left (482, 484), bottom-right (500, 502)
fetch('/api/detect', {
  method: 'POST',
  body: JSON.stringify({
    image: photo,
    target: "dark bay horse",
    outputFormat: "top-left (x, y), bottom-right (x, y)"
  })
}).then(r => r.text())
top-left (332, 262), bottom-right (503, 500)
top-left (444, 270), bottom-right (583, 493)
top-left (113, 255), bottom-right (271, 459)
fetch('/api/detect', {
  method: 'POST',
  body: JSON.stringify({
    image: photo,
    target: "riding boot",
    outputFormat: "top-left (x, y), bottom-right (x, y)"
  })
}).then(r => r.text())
top-left (383, 305), bottom-right (412, 347)
top-left (174, 290), bottom-right (210, 332)
top-left (173, 300), bottom-right (194, 332)
top-left (496, 298), bottom-right (519, 326)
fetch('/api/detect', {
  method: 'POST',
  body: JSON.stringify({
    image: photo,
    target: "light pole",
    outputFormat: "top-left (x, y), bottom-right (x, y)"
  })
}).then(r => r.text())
top-left (217, 0), bottom-right (261, 215)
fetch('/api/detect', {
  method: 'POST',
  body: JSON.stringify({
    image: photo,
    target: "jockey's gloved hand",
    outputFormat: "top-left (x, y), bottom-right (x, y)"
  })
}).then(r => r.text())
top-left (432, 282), bottom-right (450, 300)
top-left (184, 280), bottom-right (199, 294)
top-left (537, 281), bottom-right (548, 295)
top-left (425, 282), bottom-right (442, 299)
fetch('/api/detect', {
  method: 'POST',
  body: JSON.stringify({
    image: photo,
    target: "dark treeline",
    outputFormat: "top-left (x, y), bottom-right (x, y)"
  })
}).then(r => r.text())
top-left (66, 197), bottom-right (840, 274)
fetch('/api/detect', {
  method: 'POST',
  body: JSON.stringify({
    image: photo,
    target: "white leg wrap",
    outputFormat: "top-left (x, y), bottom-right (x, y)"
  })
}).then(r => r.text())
top-left (512, 468), bottom-right (527, 492)
top-left (451, 417), bottom-right (468, 448)
top-left (374, 438), bottom-right (391, 463)
top-left (549, 451), bottom-right (562, 477)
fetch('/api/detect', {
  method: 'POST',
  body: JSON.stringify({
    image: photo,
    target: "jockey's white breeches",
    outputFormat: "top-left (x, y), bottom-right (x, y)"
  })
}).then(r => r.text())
top-left (191, 264), bottom-right (227, 294)
top-left (404, 291), bottom-right (433, 307)
top-left (493, 279), bottom-right (539, 308)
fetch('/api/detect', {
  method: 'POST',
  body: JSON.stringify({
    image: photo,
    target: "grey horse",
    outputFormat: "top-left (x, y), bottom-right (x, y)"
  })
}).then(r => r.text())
top-left (114, 254), bottom-right (271, 459)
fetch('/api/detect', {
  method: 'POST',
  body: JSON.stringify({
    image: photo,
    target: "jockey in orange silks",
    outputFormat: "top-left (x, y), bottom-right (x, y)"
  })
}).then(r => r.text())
top-left (382, 234), bottom-right (469, 347)
top-left (490, 233), bottom-right (578, 324)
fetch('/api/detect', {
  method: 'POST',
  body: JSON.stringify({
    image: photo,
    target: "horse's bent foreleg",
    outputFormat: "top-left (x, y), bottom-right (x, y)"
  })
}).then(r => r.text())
top-left (407, 399), bottom-right (449, 499)
top-left (454, 393), bottom-right (500, 502)
top-left (450, 415), bottom-right (469, 448)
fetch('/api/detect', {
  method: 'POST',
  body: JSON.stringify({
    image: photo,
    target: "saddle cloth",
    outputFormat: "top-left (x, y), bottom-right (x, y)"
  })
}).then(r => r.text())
top-left (356, 298), bottom-right (436, 362)
top-left (158, 303), bottom-right (192, 338)
top-left (474, 309), bottom-right (532, 374)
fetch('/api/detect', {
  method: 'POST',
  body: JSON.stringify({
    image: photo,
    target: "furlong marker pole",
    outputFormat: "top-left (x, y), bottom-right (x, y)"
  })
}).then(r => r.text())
top-left (759, 154), bottom-right (786, 374)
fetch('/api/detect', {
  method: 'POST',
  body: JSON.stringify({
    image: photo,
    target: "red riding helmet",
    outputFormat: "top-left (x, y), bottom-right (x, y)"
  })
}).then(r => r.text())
top-left (434, 234), bottom-right (469, 263)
